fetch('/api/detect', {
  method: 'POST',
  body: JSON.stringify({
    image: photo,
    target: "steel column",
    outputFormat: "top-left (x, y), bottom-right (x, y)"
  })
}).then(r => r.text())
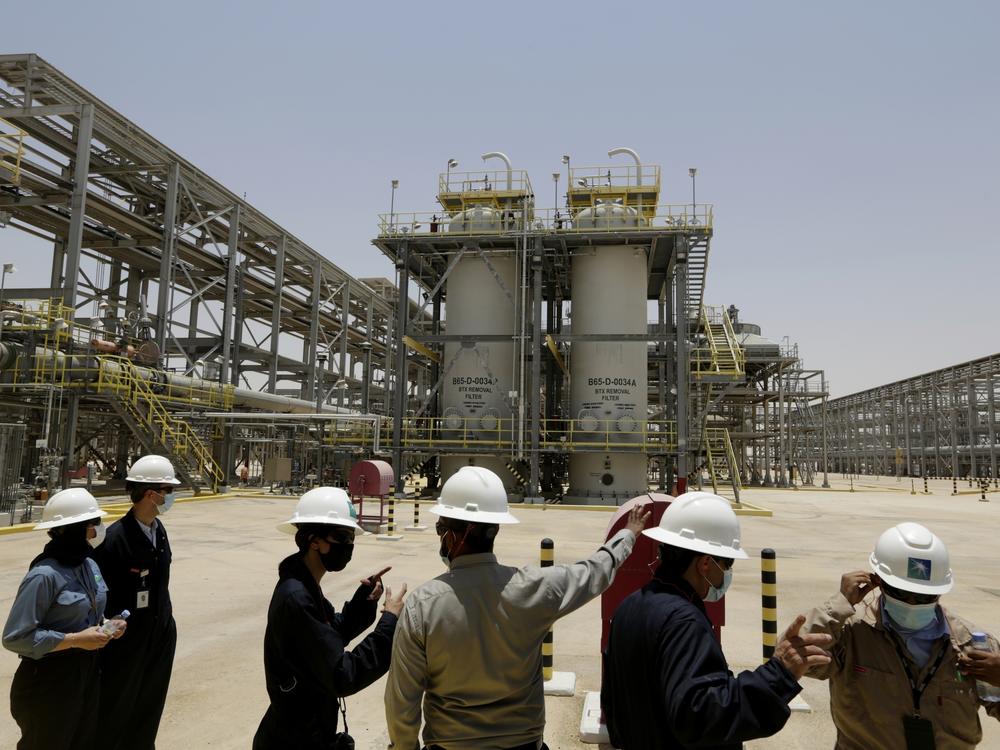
top-left (62, 104), bottom-right (94, 309)
top-left (155, 162), bottom-right (180, 352)
top-left (219, 204), bottom-right (241, 385)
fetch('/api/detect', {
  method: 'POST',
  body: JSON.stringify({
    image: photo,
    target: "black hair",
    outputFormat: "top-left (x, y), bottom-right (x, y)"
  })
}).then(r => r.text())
top-left (438, 517), bottom-right (498, 553)
top-left (293, 523), bottom-right (326, 553)
top-left (653, 543), bottom-right (702, 580)
top-left (126, 481), bottom-right (160, 504)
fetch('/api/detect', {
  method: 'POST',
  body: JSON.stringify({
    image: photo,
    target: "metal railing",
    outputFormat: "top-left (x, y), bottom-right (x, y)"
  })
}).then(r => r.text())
top-left (377, 204), bottom-right (713, 237)
top-left (399, 416), bottom-right (678, 452)
top-left (692, 305), bottom-right (745, 378)
top-left (95, 356), bottom-right (223, 490)
top-left (438, 169), bottom-right (533, 196)
top-left (0, 118), bottom-right (27, 185)
top-left (568, 164), bottom-right (661, 191)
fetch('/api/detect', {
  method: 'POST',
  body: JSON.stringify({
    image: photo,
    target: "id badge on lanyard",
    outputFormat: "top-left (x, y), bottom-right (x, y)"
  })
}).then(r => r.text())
top-left (893, 637), bottom-right (948, 750)
top-left (137, 569), bottom-right (150, 609)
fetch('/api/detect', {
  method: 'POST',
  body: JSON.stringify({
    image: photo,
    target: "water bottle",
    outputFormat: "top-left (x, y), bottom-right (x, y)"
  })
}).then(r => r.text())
top-left (970, 632), bottom-right (1000, 702)
top-left (99, 609), bottom-right (131, 637)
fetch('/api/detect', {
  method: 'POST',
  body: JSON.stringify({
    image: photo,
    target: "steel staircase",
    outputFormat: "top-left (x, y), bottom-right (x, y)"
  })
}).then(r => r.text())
top-left (704, 427), bottom-right (742, 504)
top-left (97, 357), bottom-right (222, 493)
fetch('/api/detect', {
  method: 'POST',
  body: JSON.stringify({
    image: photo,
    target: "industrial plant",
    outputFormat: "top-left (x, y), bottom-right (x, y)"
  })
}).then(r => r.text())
top-left (0, 52), bottom-right (996, 523)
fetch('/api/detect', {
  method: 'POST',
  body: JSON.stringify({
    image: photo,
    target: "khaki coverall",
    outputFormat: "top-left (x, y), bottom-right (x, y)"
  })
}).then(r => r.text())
top-left (805, 591), bottom-right (1000, 749)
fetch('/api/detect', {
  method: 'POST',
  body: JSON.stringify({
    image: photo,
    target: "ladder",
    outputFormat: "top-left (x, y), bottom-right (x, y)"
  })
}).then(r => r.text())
top-left (705, 428), bottom-right (742, 504)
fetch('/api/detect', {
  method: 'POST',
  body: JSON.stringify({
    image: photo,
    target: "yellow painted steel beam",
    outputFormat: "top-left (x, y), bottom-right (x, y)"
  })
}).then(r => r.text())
top-left (403, 335), bottom-right (440, 363)
top-left (545, 335), bottom-right (569, 378)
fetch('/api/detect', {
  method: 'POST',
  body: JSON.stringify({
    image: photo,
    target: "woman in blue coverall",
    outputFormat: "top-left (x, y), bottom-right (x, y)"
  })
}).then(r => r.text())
top-left (2, 488), bottom-right (126, 750)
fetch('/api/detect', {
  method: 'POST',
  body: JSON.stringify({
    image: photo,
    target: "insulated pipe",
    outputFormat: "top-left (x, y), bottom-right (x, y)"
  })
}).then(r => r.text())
top-left (481, 151), bottom-right (512, 190)
top-left (608, 147), bottom-right (642, 185)
top-left (0, 343), bottom-right (356, 415)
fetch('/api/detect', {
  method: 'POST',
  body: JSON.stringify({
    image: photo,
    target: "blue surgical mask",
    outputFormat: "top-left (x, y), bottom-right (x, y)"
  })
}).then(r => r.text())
top-left (157, 491), bottom-right (176, 515)
top-left (703, 560), bottom-right (733, 602)
top-left (883, 592), bottom-right (938, 631)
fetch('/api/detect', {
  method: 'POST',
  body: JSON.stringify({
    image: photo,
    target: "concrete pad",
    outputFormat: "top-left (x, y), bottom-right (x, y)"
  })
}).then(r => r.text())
top-left (375, 534), bottom-right (403, 542)
top-left (543, 670), bottom-right (576, 696)
top-left (789, 696), bottom-right (812, 713)
top-left (0, 485), bottom-right (997, 749)
top-left (578, 690), bottom-right (610, 744)
top-left (403, 524), bottom-right (428, 532)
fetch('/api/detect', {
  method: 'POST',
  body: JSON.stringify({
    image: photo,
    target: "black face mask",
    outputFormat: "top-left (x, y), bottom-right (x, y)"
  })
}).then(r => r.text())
top-left (320, 543), bottom-right (353, 572)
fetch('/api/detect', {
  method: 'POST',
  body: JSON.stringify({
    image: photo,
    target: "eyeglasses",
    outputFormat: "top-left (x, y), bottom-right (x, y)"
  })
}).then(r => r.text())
top-left (882, 582), bottom-right (938, 606)
top-left (713, 557), bottom-right (735, 571)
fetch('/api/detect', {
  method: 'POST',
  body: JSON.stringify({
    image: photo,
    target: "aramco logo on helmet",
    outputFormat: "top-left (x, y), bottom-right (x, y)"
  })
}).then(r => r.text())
top-left (907, 557), bottom-right (932, 580)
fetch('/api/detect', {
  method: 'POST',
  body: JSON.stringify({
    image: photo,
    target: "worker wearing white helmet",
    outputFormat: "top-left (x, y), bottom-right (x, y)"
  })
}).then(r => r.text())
top-left (92, 454), bottom-right (181, 750)
top-left (602, 492), bottom-right (834, 750)
top-left (803, 522), bottom-right (1000, 748)
top-left (384, 466), bottom-right (649, 750)
top-left (254, 487), bottom-right (406, 750)
top-left (3, 488), bottom-right (126, 750)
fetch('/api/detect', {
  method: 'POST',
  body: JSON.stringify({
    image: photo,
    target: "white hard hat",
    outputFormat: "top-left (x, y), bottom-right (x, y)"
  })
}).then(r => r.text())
top-left (870, 522), bottom-right (952, 595)
top-left (642, 491), bottom-right (749, 560)
top-left (34, 488), bottom-right (107, 530)
top-left (126, 455), bottom-right (181, 485)
top-left (278, 487), bottom-right (361, 533)
top-left (430, 466), bottom-right (519, 525)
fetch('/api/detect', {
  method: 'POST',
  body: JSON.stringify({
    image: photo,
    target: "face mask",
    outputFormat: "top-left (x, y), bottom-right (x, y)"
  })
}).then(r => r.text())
top-left (438, 527), bottom-right (470, 570)
top-left (158, 491), bottom-right (176, 515)
top-left (883, 592), bottom-right (938, 631)
top-left (320, 543), bottom-right (353, 572)
top-left (703, 559), bottom-right (733, 602)
top-left (88, 523), bottom-right (106, 549)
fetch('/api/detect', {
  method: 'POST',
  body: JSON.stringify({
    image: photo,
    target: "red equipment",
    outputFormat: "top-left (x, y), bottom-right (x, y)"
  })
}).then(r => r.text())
top-left (348, 459), bottom-right (394, 525)
top-left (600, 493), bottom-right (725, 656)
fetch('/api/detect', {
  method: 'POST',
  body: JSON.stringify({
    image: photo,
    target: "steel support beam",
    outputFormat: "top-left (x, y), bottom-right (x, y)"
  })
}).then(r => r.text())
top-left (155, 162), bottom-right (180, 353)
top-left (62, 104), bottom-right (94, 309)
top-left (219, 204), bottom-right (241, 385)
top-left (267, 236), bottom-right (286, 392)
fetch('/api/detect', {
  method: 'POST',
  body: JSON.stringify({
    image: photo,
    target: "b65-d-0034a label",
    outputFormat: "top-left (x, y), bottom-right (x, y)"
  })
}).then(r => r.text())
top-left (587, 377), bottom-right (638, 387)
top-left (452, 376), bottom-right (497, 386)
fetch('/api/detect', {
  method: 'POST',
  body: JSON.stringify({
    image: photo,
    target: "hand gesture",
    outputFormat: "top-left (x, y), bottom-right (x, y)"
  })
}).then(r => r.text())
top-left (71, 626), bottom-right (113, 651)
top-left (382, 583), bottom-right (408, 617)
top-left (774, 615), bottom-right (833, 680)
top-left (624, 506), bottom-right (652, 537)
top-left (840, 570), bottom-right (875, 606)
top-left (959, 649), bottom-right (1000, 687)
top-left (360, 566), bottom-right (392, 601)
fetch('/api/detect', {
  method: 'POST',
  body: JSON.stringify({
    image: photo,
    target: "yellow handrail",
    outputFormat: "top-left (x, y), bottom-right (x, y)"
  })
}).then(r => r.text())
top-left (0, 118), bottom-right (27, 185)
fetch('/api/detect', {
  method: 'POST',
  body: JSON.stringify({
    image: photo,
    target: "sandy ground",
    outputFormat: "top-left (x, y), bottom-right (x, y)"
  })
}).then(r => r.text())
top-left (0, 476), bottom-right (998, 749)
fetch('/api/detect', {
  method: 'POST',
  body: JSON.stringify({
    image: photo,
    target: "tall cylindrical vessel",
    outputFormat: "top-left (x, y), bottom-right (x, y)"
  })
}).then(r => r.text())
top-left (440, 207), bottom-right (516, 486)
top-left (568, 203), bottom-right (648, 502)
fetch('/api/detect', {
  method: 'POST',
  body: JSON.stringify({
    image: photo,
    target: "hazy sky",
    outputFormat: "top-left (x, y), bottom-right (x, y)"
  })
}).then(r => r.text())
top-left (4, 1), bottom-right (998, 397)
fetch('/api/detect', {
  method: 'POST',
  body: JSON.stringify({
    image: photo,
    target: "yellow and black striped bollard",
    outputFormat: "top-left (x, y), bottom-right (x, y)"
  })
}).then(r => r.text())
top-left (541, 538), bottom-right (554, 681)
top-left (952, 477), bottom-right (958, 496)
top-left (981, 479), bottom-right (989, 503)
top-left (762, 549), bottom-right (778, 662)
top-left (413, 498), bottom-right (420, 527)
top-left (923, 476), bottom-right (929, 494)
top-left (387, 496), bottom-right (396, 535)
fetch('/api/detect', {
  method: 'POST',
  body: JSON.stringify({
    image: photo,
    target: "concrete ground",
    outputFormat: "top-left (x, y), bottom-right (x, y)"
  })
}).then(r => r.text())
top-left (0, 476), bottom-right (998, 749)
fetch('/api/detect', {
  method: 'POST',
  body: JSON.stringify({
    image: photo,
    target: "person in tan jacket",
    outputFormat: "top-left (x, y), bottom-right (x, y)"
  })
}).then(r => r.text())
top-left (804, 522), bottom-right (1000, 749)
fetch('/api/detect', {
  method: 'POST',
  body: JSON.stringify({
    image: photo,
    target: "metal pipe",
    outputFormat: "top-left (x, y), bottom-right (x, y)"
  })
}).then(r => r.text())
top-left (608, 147), bottom-right (642, 185)
top-left (481, 151), bottom-right (512, 190)
top-left (0, 343), bottom-right (357, 415)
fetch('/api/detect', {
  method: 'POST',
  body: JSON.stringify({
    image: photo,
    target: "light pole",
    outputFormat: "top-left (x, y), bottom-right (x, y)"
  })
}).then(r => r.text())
top-left (561, 155), bottom-right (571, 208)
top-left (688, 168), bottom-right (697, 225)
top-left (0, 263), bottom-right (16, 340)
top-left (446, 158), bottom-right (458, 190)
top-left (551, 172), bottom-right (560, 226)
top-left (389, 179), bottom-right (399, 234)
